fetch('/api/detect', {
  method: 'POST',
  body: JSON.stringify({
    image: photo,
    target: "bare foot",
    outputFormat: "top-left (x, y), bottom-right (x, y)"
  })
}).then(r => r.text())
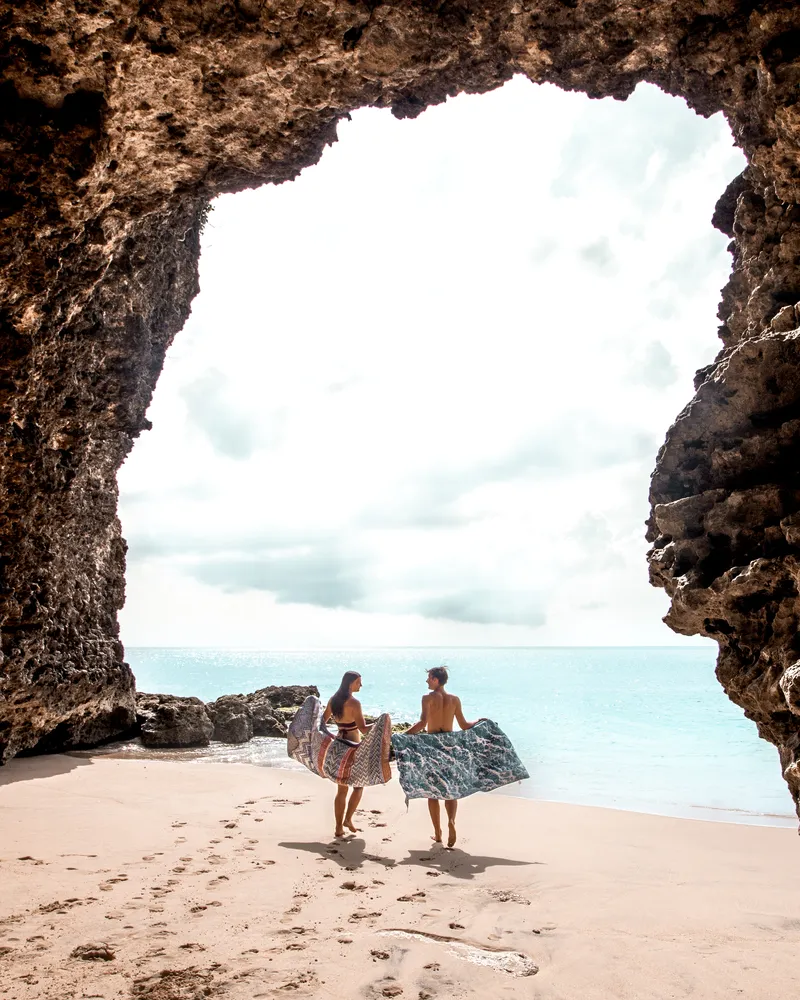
top-left (447, 822), bottom-right (457, 849)
top-left (432, 830), bottom-right (442, 844)
top-left (335, 827), bottom-right (345, 838)
top-left (345, 820), bottom-right (361, 833)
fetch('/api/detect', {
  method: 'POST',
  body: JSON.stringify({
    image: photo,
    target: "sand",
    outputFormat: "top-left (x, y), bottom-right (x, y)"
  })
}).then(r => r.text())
top-left (1, 755), bottom-right (800, 1000)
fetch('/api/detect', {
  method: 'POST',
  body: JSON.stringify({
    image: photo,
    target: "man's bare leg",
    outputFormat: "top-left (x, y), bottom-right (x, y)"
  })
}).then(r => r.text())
top-left (334, 784), bottom-right (348, 837)
top-left (445, 800), bottom-right (458, 848)
top-left (427, 799), bottom-right (442, 843)
top-left (344, 787), bottom-right (363, 833)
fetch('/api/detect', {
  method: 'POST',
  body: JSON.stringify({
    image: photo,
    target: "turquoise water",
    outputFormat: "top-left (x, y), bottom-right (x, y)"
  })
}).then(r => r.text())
top-left (126, 646), bottom-right (795, 827)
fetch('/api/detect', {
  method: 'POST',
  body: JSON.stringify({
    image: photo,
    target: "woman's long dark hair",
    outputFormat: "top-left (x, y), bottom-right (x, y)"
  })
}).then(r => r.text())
top-left (330, 671), bottom-right (361, 720)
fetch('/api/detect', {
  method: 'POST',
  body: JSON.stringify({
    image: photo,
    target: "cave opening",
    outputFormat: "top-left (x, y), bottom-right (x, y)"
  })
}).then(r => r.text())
top-left (118, 77), bottom-right (744, 652)
top-left (112, 79), bottom-right (797, 821)
top-left (1, 2), bottom-right (799, 823)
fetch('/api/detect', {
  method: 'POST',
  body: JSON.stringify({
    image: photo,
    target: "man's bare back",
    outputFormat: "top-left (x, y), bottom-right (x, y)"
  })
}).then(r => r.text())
top-left (405, 667), bottom-right (482, 848)
top-left (418, 689), bottom-right (471, 734)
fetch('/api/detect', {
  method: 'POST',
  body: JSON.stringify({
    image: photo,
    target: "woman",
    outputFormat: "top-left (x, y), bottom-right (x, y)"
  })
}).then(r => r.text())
top-left (323, 670), bottom-right (370, 837)
top-left (286, 675), bottom-right (393, 835)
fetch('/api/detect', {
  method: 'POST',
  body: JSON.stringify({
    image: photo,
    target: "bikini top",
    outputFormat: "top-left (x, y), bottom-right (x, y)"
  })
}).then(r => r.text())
top-left (335, 719), bottom-right (359, 731)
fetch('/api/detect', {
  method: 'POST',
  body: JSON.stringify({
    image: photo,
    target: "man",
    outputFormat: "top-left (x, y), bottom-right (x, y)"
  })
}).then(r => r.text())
top-left (404, 665), bottom-right (482, 848)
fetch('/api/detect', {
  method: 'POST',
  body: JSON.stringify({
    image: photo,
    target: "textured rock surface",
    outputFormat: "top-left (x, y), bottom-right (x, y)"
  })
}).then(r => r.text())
top-left (240, 685), bottom-right (319, 737)
top-left (0, 3), bottom-right (799, 817)
top-left (206, 695), bottom-right (254, 744)
top-left (136, 693), bottom-right (214, 748)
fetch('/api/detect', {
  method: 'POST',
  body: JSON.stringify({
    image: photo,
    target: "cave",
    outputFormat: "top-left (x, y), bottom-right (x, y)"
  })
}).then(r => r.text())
top-left (1, 2), bottom-right (800, 818)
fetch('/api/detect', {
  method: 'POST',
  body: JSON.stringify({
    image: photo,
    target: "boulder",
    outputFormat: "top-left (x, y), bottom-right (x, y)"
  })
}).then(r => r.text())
top-left (206, 695), bottom-right (253, 744)
top-left (239, 684), bottom-right (318, 737)
top-left (136, 694), bottom-right (213, 748)
top-left (246, 685), bottom-right (319, 709)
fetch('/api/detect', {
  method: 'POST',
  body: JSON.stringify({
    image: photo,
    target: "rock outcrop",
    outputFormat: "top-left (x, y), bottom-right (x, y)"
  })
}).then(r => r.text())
top-left (244, 685), bottom-right (319, 737)
top-left (136, 693), bottom-right (214, 749)
top-left (134, 685), bottom-right (314, 746)
top-left (0, 2), bottom-right (799, 817)
top-left (205, 695), bottom-right (254, 744)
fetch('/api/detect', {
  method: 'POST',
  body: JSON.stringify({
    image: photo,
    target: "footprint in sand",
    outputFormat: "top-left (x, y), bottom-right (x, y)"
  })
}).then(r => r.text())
top-left (489, 890), bottom-right (530, 905)
top-left (171, 822), bottom-right (187, 828)
top-left (278, 971), bottom-right (317, 992)
top-left (348, 910), bottom-right (383, 925)
top-left (373, 980), bottom-right (403, 997)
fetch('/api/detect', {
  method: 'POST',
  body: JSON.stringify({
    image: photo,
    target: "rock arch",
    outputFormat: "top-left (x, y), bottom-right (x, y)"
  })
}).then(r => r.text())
top-left (1, 2), bottom-right (799, 814)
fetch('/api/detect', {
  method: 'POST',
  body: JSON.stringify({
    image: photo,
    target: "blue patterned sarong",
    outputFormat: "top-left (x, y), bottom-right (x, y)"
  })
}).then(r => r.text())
top-left (391, 720), bottom-right (529, 801)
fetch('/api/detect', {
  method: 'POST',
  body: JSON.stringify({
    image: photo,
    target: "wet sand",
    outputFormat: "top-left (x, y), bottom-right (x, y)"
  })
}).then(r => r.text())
top-left (1, 755), bottom-right (799, 999)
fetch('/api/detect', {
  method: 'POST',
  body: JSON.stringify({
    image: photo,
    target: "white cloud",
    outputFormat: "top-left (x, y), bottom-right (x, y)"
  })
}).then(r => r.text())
top-left (117, 77), bottom-right (743, 648)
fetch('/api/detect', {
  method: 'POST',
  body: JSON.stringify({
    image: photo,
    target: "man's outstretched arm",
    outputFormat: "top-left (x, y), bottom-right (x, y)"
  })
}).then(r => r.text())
top-left (405, 697), bottom-right (428, 736)
top-left (454, 697), bottom-right (480, 730)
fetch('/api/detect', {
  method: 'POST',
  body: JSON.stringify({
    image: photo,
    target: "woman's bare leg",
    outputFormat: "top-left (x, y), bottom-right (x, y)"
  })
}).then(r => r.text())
top-left (334, 784), bottom-right (348, 837)
top-left (344, 787), bottom-right (363, 832)
top-left (445, 800), bottom-right (458, 848)
top-left (428, 799), bottom-right (442, 843)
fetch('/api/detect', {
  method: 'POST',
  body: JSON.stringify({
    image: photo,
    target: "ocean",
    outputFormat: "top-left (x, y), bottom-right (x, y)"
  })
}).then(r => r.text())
top-left (125, 646), bottom-right (796, 828)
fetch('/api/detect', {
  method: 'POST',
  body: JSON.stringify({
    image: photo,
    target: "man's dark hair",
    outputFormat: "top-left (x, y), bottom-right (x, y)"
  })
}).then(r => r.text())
top-left (428, 665), bottom-right (448, 686)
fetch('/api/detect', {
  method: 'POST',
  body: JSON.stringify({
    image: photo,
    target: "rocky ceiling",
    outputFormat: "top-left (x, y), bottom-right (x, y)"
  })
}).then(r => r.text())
top-left (1, 1), bottom-right (799, 816)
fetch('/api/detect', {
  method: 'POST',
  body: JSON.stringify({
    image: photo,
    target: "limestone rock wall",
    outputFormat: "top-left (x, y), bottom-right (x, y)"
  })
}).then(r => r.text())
top-left (0, 1), bottom-right (799, 814)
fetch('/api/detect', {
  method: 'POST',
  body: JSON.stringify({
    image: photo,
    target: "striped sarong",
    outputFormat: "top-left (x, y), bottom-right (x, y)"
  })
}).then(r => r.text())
top-left (287, 695), bottom-right (392, 787)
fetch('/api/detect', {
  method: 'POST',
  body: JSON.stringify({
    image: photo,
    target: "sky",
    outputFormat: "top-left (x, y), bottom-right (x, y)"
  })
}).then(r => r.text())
top-left (117, 76), bottom-right (745, 649)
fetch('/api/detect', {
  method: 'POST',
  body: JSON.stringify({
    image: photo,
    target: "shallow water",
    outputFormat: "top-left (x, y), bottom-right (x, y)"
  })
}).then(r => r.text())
top-left (121, 646), bottom-right (796, 828)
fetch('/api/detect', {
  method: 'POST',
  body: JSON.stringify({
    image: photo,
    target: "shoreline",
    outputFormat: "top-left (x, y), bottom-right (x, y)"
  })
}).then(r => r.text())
top-left (72, 736), bottom-right (799, 830)
top-left (2, 754), bottom-right (800, 1000)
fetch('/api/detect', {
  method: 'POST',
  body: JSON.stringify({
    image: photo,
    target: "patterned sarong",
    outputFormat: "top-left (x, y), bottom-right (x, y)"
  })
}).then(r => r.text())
top-left (287, 695), bottom-right (392, 787)
top-left (391, 720), bottom-right (528, 801)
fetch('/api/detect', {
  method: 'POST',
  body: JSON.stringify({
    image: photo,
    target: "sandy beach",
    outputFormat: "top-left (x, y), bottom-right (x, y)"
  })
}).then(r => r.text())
top-left (1, 756), bottom-right (799, 1000)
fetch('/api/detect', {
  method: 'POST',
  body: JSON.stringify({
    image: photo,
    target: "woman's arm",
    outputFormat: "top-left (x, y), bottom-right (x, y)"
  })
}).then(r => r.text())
top-left (323, 699), bottom-right (333, 724)
top-left (351, 698), bottom-right (371, 734)
top-left (405, 696), bottom-right (428, 736)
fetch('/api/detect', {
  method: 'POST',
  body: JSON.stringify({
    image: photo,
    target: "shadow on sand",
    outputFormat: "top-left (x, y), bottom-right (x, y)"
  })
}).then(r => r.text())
top-left (0, 752), bottom-right (94, 788)
top-left (278, 837), bottom-right (397, 870)
top-left (398, 846), bottom-right (541, 881)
